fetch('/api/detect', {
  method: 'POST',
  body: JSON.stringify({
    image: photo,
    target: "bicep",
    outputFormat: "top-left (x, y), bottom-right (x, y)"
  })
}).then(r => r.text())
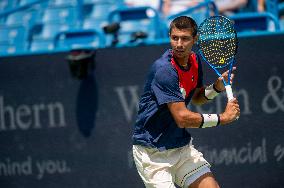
top-left (167, 101), bottom-right (187, 118)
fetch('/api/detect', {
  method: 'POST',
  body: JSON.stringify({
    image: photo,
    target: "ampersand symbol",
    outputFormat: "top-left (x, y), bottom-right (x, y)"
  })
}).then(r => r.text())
top-left (262, 76), bottom-right (284, 113)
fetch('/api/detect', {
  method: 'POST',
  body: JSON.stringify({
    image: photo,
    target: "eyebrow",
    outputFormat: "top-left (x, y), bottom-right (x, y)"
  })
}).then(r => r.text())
top-left (171, 34), bottom-right (192, 38)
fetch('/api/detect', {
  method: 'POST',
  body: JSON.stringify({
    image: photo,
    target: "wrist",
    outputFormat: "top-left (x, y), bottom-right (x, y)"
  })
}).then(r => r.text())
top-left (219, 114), bottom-right (224, 125)
top-left (219, 113), bottom-right (230, 125)
top-left (213, 83), bottom-right (223, 93)
top-left (204, 84), bottom-right (220, 100)
top-left (199, 113), bottom-right (220, 128)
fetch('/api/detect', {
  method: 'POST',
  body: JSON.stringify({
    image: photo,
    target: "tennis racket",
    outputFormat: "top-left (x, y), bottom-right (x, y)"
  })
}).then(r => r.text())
top-left (197, 15), bottom-right (238, 101)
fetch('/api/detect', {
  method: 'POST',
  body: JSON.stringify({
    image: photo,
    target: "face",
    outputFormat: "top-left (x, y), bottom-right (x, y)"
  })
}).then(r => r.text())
top-left (170, 27), bottom-right (197, 60)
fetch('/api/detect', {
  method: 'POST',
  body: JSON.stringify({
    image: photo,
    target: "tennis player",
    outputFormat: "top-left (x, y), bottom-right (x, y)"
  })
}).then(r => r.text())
top-left (132, 16), bottom-right (240, 188)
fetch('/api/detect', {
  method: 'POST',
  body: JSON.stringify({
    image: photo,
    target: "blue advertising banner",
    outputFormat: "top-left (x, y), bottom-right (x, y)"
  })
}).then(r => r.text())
top-left (0, 33), bottom-right (284, 188)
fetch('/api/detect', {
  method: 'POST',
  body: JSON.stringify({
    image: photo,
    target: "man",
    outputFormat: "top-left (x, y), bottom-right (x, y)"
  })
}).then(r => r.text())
top-left (132, 16), bottom-right (240, 188)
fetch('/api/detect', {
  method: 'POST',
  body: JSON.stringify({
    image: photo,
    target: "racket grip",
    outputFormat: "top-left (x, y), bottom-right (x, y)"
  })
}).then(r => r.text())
top-left (225, 85), bottom-right (234, 101)
top-left (225, 85), bottom-right (239, 120)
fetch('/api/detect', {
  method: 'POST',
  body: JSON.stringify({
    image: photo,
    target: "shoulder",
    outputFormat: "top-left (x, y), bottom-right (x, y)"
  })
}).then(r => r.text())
top-left (152, 50), bottom-right (176, 74)
top-left (152, 51), bottom-right (177, 83)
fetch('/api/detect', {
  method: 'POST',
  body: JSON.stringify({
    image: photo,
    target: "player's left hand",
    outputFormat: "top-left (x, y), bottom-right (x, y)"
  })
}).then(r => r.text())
top-left (214, 67), bottom-right (236, 92)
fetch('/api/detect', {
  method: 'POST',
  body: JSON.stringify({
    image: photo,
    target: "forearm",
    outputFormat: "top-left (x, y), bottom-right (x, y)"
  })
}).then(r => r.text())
top-left (174, 110), bottom-right (203, 128)
top-left (168, 102), bottom-right (221, 129)
top-left (171, 107), bottom-right (224, 129)
top-left (191, 84), bottom-right (221, 105)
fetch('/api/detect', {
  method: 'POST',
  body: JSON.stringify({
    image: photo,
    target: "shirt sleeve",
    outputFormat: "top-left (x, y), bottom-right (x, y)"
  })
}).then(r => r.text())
top-left (151, 66), bottom-right (184, 105)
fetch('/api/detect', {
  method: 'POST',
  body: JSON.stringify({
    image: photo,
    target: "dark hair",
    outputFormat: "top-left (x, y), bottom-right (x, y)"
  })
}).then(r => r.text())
top-left (169, 16), bottom-right (198, 37)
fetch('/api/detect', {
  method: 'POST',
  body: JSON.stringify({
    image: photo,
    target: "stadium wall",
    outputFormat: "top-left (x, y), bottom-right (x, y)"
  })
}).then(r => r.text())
top-left (0, 34), bottom-right (284, 188)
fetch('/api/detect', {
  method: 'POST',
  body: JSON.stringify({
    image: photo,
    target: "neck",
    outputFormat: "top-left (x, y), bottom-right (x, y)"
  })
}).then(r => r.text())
top-left (175, 56), bottom-right (188, 67)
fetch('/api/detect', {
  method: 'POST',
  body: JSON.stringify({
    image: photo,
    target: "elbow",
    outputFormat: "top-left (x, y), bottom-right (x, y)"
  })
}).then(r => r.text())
top-left (176, 122), bottom-right (185, 129)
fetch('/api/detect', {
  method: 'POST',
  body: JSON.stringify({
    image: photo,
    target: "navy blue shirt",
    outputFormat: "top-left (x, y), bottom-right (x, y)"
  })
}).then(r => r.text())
top-left (132, 49), bottom-right (203, 151)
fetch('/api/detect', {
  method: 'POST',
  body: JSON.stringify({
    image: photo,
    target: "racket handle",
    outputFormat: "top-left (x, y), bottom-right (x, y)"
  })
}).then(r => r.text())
top-left (225, 85), bottom-right (234, 101)
top-left (225, 85), bottom-right (239, 120)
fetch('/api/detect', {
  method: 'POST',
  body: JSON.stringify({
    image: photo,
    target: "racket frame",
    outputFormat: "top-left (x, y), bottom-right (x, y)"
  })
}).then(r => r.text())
top-left (197, 15), bottom-right (238, 101)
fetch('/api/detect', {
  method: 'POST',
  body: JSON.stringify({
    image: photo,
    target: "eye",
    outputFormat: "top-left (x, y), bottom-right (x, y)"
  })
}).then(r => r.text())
top-left (182, 37), bottom-right (191, 41)
top-left (171, 36), bottom-right (178, 41)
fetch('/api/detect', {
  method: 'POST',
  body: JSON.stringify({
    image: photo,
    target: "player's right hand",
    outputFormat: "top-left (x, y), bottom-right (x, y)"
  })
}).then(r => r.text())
top-left (220, 98), bottom-right (240, 125)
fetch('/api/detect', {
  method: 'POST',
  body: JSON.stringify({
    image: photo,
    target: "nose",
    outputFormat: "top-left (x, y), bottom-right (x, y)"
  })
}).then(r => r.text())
top-left (177, 38), bottom-right (183, 48)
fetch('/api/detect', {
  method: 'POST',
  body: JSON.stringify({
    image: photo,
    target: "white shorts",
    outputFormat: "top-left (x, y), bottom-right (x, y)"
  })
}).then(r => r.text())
top-left (133, 142), bottom-right (211, 188)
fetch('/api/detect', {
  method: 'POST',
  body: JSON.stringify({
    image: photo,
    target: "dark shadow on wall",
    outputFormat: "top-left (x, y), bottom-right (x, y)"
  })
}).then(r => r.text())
top-left (76, 74), bottom-right (98, 137)
top-left (67, 50), bottom-right (98, 137)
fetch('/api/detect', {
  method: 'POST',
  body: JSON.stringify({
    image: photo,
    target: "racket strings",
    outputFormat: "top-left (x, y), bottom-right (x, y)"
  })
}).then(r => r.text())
top-left (198, 16), bottom-right (237, 68)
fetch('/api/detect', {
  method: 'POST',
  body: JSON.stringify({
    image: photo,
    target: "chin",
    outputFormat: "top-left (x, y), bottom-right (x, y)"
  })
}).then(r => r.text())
top-left (174, 52), bottom-right (187, 59)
